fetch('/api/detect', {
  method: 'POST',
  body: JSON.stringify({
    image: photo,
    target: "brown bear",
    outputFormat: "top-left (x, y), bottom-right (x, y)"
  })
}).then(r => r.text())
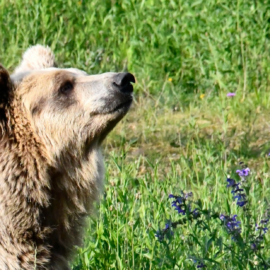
top-left (0, 45), bottom-right (135, 270)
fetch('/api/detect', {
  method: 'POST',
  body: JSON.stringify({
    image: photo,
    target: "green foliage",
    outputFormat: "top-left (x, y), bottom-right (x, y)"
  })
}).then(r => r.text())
top-left (1, 0), bottom-right (270, 269)
top-left (2, 0), bottom-right (270, 99)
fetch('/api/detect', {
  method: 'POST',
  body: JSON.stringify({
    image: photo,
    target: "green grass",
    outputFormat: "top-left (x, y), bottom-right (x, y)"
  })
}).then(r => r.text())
top-left (1, 0), bottom-right (270, 269)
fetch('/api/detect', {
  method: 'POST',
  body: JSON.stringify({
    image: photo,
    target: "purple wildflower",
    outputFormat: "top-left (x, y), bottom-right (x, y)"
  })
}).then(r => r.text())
top-left (233, 193), bottom-right (246, 200)
top-left (192, 208), bottom-right (200, 218)
top-left (226, 167), bottom-right (250, 208)
top-left (220, 214), bottom-right (226, 221)
top-left (169, 192), bottom-right (191, 215)
top-left (171, 200), bottom-right (186, 214)
top-left (233, 193), bottom-right (247, 207)
top-left (251, 217), bottom-right (270, 251)
top-left (197, 262), bottom-right (207, 268)
top-left (155, 222), bottom-right (173, 242)
top-left (226, 178), bottom-right (247, 207)
top-left (251, 242), bottom-right (257, 250)
top-left (220, 214), bottom-right (241, 240)
top-left (236, 168), bottom-right (250, 177)
top-left (260, 219), bottom-right (269, 224)
top-left (192, 259), bottom-right (207, 269)
top-left (169, 194), bottom-right (184, 203)
top-left (227, 92), bottom-right (236, 97)
top-left (226, 178), bottom-right (236, 187)
top-left (155, 230), bottom-right (164, 242)
top-left (164, 223), bottom-right (170, 230)
top-left (226, 215), bottom-right (241, 232)
top-left (168, 192), bottom-right (200, 220)
top-left (184, 192), bottom-right (193, 199)
top-left (237, 200), bottom-right (248, 207)
top-left (255, 218), bottom-right (270, 235)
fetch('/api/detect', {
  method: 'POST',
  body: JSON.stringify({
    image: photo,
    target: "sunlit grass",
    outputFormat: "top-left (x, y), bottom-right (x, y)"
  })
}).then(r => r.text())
top-left (1, 0), bottom-right (270, 269)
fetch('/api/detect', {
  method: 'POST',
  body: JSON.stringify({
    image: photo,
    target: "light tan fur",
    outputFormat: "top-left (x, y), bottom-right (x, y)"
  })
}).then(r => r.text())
top-left (0, 45), bottom-right (134, 269)
top-left (14, 45), bottom-right (56, 74)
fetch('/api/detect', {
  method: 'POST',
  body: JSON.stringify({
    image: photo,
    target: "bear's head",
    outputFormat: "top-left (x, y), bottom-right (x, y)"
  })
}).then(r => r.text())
top-left (0, 45), bottom-right (135, 161)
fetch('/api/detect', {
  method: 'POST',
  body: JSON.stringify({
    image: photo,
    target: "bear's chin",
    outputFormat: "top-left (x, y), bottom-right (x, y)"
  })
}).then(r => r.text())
top-left (98, 111), bottom-right (131, 143)
top-left (109, 99), bottom-right (133, 116)
top-left (82, 105), bottom-right (131, 155)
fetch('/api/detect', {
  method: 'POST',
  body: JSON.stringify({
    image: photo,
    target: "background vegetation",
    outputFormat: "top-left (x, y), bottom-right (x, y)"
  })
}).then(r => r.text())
top-left (1, 0), bottom-right (270, 269)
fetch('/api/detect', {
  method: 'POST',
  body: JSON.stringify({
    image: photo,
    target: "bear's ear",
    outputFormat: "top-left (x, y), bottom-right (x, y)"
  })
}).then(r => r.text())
top-left (0, 65), bottom-right (13, 106)
top-left (0, 65), bottom-right (13, 135)
top-left (13, 45), bottom-right (57, 75)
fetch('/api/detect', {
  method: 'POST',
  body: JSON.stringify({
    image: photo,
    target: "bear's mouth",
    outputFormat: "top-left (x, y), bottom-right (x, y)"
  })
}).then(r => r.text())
top-left (111, 97), bottom-right (133, 113)
top-left (90, 95), bottom-right (133, 116)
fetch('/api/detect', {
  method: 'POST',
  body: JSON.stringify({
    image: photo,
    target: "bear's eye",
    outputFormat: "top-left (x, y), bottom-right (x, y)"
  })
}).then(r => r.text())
top-left (59, 81), bottom-right (73, 95)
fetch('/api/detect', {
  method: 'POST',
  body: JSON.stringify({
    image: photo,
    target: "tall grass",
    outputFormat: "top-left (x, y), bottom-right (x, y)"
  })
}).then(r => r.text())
top-left (1, 0), bottom-right (270, 269)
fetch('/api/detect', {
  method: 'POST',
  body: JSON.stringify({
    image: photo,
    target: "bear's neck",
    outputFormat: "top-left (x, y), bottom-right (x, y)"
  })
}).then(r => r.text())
top-left (4, 96), bottom-right (51, 207)
top-left (40, 144), bottom-right (104, 260)
top-left (49, 144), bottom-right (104, 213)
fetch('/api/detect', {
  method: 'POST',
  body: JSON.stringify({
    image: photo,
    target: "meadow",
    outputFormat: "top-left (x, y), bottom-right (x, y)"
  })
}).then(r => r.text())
top-left (1, 0), bottom-right (270, 269)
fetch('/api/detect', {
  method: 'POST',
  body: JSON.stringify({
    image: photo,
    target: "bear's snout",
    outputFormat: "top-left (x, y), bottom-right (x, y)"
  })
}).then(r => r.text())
top-left (111, 72), bottom-right (135, 94)
top-left (93, 72), bottom-right (135, 115)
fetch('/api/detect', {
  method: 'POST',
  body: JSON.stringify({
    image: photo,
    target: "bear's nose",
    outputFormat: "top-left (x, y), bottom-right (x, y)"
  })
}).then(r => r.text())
top-left (112, 72), bottom-right (135, 94)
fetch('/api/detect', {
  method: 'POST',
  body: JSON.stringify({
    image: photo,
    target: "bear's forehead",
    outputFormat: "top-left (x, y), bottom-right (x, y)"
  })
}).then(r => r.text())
top-left (46, 67), bottom-right (88, 76)
top-left (11, 67), bottom-right (87, 85)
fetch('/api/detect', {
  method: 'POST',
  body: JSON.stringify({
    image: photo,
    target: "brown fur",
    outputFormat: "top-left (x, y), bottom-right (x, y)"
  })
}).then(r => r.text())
top-left (0, 46), bottom-right (134, 269)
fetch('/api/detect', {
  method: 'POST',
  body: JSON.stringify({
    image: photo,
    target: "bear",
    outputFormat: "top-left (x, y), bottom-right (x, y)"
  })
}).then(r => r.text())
top-left (0, 45), bottom-right (135, 270)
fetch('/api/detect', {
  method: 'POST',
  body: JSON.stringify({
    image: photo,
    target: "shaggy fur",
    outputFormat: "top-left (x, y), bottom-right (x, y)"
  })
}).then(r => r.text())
top-left (0, 45), bottom-right (134, 269)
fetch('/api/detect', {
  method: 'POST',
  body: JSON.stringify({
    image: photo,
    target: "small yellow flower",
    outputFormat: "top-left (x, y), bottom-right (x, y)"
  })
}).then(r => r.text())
top-left (200, 94), bottom-right (205, 99)
top-left (78, 1), bottom-right (82, 5)
top-left (168, 78), bottom-right (172, 82)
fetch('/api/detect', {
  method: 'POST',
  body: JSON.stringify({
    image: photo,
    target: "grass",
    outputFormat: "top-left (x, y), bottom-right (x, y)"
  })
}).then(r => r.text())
top-left (1, 0), bottom-right (270, 269)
